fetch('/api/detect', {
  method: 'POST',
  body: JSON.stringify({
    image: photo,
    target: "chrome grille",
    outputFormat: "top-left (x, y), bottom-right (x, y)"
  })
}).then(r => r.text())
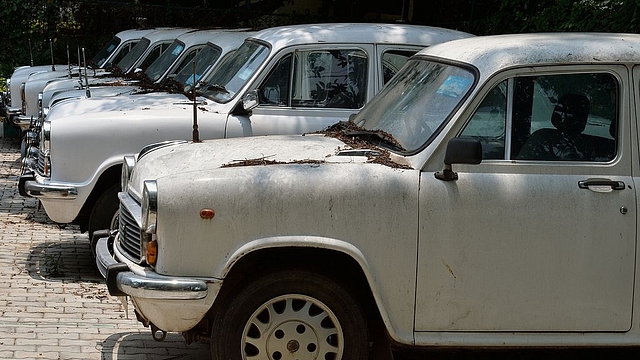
top-left (118, 194), bottom-right (143, 263)
top-left (36, 149), bottom-right (46, 175)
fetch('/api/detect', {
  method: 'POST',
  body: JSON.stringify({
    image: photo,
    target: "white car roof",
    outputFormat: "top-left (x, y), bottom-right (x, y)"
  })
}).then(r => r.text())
top-left (114, 28), bottom-right (155, 41)
top-left (205, 30), bottom-right (255, 52)
top-left (249, 23), bottom-right (473, 50)
top-left (140, 28), bottom-right (194, 43)
top-left (174, 29), bottom-right (253, 48)
top-left (419, 32), bottom-right (640, 76)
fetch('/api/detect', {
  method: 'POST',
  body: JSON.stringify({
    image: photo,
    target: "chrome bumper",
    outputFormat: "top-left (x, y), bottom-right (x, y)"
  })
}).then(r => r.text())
top-left (18, 173), bottom-right (78, 199)
top-left (13, 114), bottom-right (34, 128)
top-left (95, 234), bottom-right (208, 300)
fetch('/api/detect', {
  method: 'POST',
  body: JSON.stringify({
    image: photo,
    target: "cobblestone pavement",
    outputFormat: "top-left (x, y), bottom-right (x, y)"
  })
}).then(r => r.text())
top-left (0, 137), bottom-right (209, 359)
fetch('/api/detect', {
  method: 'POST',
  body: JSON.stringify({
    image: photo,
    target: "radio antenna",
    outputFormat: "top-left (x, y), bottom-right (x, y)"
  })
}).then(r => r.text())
top-left (82, 48), bottom-right (91, 98)
top-left (50, 39), bottom-right (56, 71)
top-left (192, 60), bottom-right (200, 143)
top-left (28, 39), bottom-right (34, 67)
top-left (67, 43), bottom-right (71, 73)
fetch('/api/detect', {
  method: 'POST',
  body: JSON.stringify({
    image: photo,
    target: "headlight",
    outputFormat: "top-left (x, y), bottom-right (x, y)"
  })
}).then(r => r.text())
top-left (121, 156), bottom-right (136, 192)
top-left (37, 92), bottom-right (43, 110)
top-left (141, 180), bottom-right (158, 235)
top-left (41, 121), bottom-right (51, 153)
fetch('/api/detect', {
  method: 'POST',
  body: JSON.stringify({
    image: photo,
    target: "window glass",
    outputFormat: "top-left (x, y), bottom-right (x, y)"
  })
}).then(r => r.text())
top-left (512, 73), bottom-right (618, 162)
top-left (460, 81), bottom-right (507, 159)
top-left (91, 36), bottom-right (121, 68)
top-left (461, 73), bottom-right (618, 162)
top-left (291, 49), bottom-right (368, 109)
top-left (382, 50), bottom-right (416, 84)
top-left (174, 44), bottom-right (222, 86)
top-left (116, 38), bottom-right (150, 73)
top-left (258, 55), bottom-right (292, 106)
top-left (109, 41), bottom-right (137, 67)
top-left (144, 41), bottom-right (185, 81)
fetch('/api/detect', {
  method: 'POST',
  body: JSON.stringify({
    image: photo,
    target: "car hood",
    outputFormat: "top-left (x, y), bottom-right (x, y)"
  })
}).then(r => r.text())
top-left (128, 134), bottom-right (393, 200)
top-left (46, 92), bottom-right (205, 120)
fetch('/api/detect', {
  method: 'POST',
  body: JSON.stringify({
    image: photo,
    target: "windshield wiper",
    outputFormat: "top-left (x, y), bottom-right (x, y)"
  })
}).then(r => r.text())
top-left (344, 129), bottom-right (406, 152)
top-left (205, 83), bottom-right (229, 94)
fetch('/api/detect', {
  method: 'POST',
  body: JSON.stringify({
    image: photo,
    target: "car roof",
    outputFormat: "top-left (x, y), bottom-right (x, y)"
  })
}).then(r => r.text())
top-left (175, 29), bottom-right (253, 48)
top-left (141, 28), bottom-right (194, 43)
top-left (114, 28), bottom-right (155, 41)
top-left (419, 32), bottom-right (640, 76)
top-left (204, 30), bottom-right (255, 52)
top-left (249, 23), bottom-right (473, 50)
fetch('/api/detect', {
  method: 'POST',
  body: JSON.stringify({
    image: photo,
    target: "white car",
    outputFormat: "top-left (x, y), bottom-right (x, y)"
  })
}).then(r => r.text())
top-left (98, 32), bottom-right (640, 358)
top-left (19, 23), bottom-right (473, 242)
top-left (14, 28), bottom-right (191, 130)
top-left (3, 28), bottom-right (153, 124)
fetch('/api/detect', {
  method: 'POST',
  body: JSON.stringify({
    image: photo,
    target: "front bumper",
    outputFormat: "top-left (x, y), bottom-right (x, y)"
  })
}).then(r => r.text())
top-left (12, 115), bottom-right (35, 130)
top-left (18, 172), bottom-right (78, 199)
top-left (95, 232), bottom-right (218, 332)
top-left (96, 233), bottom-right (209, 300)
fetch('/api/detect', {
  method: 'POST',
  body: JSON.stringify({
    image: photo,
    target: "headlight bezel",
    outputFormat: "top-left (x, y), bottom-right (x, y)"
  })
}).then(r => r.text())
top-left (121, 155), bottom-right (136, 192)
top-left (41, 120), bottom-right (51, 153)
top-left (141, 180), bottom-right (158, 235)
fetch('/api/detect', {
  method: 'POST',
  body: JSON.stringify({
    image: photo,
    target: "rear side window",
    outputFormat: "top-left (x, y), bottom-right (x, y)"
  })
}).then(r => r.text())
top-left (461, 72), bottom-right (618, 162)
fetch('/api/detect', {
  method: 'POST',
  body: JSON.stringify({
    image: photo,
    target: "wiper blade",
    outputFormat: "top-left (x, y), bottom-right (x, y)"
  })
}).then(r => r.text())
top-left (344, 130), bottom-right (405, 152)
top-left (205, 83), bottom-right (229, 94)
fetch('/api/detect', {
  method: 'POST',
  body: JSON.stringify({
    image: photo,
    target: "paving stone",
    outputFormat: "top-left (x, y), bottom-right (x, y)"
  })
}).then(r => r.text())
top-left (0, 138), bottom-right (209, 359)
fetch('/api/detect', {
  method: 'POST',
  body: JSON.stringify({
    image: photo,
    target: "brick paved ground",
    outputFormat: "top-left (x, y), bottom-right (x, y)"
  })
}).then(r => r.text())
top-left (0, 137), bottom-right (209, 360)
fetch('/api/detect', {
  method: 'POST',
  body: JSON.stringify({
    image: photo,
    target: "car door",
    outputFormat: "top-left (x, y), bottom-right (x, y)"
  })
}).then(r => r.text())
top-left (415, 66), bottom-right (636, 332)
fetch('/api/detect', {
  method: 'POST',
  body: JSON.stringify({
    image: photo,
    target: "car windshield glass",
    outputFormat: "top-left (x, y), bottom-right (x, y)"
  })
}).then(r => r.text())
top-left (174, 43), bottom-right (222, 86)
top-left (144, 40), bottom-right (185, 82)
top-left (116, 38), bottom-right (150, 73)
top-left (199, 40), bottom-right (269, 103)
top-left (91, 36), bottom-right (121, 68)
top-left (353, 59), bottom-right (475, 153)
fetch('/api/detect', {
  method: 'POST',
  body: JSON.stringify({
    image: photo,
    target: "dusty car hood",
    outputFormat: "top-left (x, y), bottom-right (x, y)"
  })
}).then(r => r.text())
top-left (128, 134), bottom-right (366, 199)
top-left (46, 92), bottom-right (208, 120)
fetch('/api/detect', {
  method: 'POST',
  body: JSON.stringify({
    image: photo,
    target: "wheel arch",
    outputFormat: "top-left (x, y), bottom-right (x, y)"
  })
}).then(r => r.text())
top-left (75, 163), bottom-right (122, 232)
top-left (209, 241), bottom-right (393, 345)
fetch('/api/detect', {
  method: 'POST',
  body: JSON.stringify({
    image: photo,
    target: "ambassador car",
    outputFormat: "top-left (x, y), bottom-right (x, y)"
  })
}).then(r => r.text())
top-left (98, 32), bottom-right (640, 358)
top-left (18, 23), bottom-right (473, 241)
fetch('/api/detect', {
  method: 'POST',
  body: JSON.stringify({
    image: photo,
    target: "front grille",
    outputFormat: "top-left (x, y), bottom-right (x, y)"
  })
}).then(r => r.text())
top-left (36, 149), bottom-right (46, 175)
top-left (118, 194), bottom-right (143, 263)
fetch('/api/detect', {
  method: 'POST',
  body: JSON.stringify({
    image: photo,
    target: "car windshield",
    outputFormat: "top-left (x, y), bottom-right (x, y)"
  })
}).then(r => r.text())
top-left (174, 43), bottom-right (222, 86)
top-left (91, 36), bottom-right (121, 68)
top-left (144, 40), bottom-right (185, 82)
top-left (353, 59), bottom-right (475, 153)
top-left (199, 40), bottom-right (269, 103)
top-left (116, 38), bottom-right (150, 73)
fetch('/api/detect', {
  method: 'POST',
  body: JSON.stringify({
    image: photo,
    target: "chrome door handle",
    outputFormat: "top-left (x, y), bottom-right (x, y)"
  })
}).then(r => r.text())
top-left (578, 179), bottom-right (625, 191)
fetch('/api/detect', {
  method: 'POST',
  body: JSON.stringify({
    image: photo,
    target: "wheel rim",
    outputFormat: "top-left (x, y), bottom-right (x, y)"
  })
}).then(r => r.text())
top-left (242, 294), bottom-right (344, 360)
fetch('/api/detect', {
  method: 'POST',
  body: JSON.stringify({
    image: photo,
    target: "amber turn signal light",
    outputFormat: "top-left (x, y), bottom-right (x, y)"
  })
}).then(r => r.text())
top-left (200, 208), bottom-right (215, 219)
top-left (146, 240), bottom-right (158, 265)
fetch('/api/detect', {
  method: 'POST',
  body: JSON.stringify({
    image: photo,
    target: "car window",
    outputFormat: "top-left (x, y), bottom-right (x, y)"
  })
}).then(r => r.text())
top-left (290, 49), bottom-right (368, 109)
top-left (258, 54), bottom-right (292, 106)
top-left (382, 50), bottom-right (416, 84)
top-left (461, 72), bottom-right (618, 162)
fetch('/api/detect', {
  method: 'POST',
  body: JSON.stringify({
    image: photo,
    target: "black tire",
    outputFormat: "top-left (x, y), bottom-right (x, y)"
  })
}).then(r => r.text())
top-left (88, 184), bottom-right (120, 246)
top-left (211, 269), bottom-right (370, 360)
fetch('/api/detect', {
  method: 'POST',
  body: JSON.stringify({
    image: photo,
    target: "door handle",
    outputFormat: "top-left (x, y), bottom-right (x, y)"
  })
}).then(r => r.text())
top-left (578, 179), bottom-right (625, 191)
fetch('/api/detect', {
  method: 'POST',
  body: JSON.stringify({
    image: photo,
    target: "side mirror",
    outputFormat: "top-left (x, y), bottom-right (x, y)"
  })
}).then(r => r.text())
top-left (435, 137), bottom-right (482, 181)
top-left (242, 90), bottom-right (259, 111)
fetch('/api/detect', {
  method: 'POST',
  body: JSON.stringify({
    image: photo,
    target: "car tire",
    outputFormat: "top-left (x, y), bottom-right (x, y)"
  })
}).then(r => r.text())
top-left (88, 184), bottom-right (120, 250)
top-left (210, 269), bottom-right (370, 360)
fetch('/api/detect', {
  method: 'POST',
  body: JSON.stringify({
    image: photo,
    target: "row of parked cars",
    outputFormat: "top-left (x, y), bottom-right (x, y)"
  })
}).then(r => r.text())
top-left (4, 23), bottom-right (640, 359)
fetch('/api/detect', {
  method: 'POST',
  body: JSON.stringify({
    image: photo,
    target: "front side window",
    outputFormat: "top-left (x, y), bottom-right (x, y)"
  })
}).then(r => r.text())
top-left (382, 50), bottom-right (416, 84)
top-left (137, 42), bottom-right (172, 73)
top-left (460, 72), bottom-right (618, 162)
top-left (199, 40), bottom-right (270, 103)
top-left (144, 40), bottom-right (186, 81)
top-left (174, 44), bottom-right (223, 86)
top-left (354, 59), bottom-right (475, 153)
top-left (91, 36), bottom-right (121, 68)
top-left (257, 48), bottom-right (368, 109)
top-left (116, 38), bottom-right (150, 73)
top-left (109, 41), bottom-right (138, 68)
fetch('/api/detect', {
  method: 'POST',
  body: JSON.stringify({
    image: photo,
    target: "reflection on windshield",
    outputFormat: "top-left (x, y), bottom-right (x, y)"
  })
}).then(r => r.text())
top-left (117, 38), bottom-right (150, 73)
top-left (144, 41), bottom-right (185, 81)
top-left (353, 59), bottom-right (474, 152)
top-left (174, 44), bottom-right (222, 86)
top-left (92, 36), bottom-right (121, 68)
top-left (199, 40), bottom-right (269, 103)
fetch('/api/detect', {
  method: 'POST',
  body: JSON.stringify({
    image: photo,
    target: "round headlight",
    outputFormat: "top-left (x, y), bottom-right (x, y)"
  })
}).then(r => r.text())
top-left (141, 180), bottom-right (158, 234)
top-left (121, 156), bottom-right (136, 192)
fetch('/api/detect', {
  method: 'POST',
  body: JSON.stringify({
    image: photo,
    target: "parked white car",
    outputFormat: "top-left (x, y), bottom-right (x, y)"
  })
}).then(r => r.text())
top-left (98, 32), bottom-right (640, 358)
top-left (19, 23), bottom-right (473, 241)
top-left (3, 28), bottom-right (153, 124)
top-left (14, 28), bottom-right (191, 130)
